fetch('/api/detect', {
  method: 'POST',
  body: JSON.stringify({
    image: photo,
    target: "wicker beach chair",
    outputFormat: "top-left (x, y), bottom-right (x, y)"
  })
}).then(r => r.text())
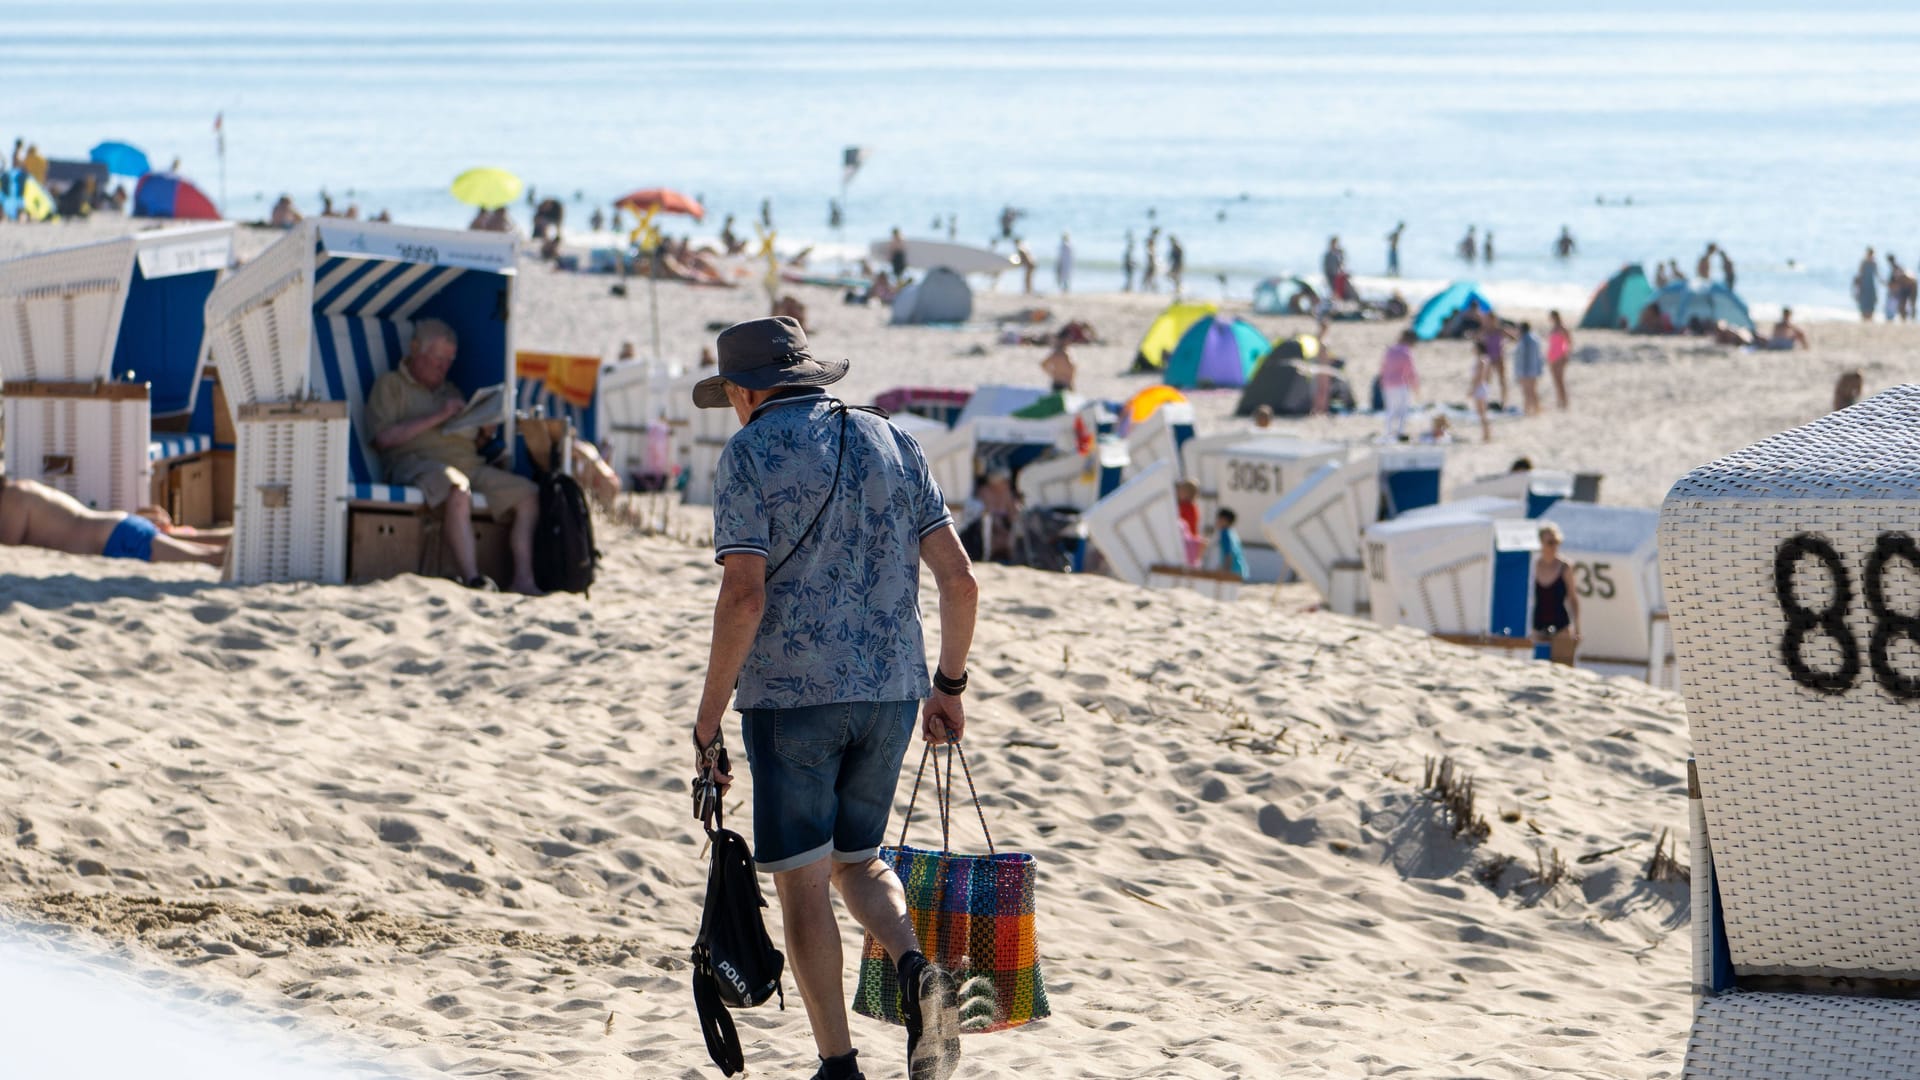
top-left (202, 220), bottom-right (517, 584)
top-left (0, 224), bottom-right (232, 516)
top-left (1662, 386), bottom-right (1920, 1076)
top-left (1121, 398), bottom-right (1192, 481)
top-left (1263, 454), bottom-right (1379, 616)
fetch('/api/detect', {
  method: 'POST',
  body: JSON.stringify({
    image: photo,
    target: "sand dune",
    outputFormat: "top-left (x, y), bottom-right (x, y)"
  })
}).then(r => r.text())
top-left (1, 530), bottom-right (1691, 1077)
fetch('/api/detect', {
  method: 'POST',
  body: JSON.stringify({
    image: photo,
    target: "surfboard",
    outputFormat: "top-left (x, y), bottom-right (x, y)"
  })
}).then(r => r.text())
top-left (869, 238), bottom-right (1017, 276)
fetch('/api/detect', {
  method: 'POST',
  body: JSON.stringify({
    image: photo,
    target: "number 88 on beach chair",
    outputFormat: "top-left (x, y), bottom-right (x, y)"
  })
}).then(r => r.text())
top-left (1661, 386), bottom-right (1920, 1077)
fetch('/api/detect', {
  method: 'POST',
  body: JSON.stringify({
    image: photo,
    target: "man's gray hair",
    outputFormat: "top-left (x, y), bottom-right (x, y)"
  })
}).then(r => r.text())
top-left (410, 318), bottom-right (457, 355)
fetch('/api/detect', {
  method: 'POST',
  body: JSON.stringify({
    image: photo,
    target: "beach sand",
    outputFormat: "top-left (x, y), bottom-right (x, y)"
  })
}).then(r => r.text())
top-left (2, 218), bottom-right (1916, 1077)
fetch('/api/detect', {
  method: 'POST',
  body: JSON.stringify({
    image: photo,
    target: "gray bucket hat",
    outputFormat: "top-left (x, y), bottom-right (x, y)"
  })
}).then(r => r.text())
top-left (691, 316), bottom-right (849, 409)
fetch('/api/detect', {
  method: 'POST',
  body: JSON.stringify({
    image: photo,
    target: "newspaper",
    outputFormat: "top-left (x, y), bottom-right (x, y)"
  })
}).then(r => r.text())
top-left (441, 384), bottom-right (506, 435)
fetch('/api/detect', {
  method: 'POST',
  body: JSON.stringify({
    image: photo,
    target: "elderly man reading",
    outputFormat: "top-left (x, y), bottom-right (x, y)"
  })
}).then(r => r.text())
top-left (367, 319), bottom-right (541, 593)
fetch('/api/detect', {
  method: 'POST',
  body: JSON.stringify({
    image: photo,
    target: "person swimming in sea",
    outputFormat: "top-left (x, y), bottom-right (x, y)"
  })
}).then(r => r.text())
top-left (0, 476), bottom-right (223, 567)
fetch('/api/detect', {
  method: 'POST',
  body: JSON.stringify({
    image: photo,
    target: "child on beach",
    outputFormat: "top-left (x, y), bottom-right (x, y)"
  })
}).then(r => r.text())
top-left (1175, 479), bottom-right (1202, 567)
top-left (1469, 339), bottom-right (1494, 443)
top-left (1512, 321), bottom-right (1544, 416)
top-left (1206, 508), bottom-right (1249, 581)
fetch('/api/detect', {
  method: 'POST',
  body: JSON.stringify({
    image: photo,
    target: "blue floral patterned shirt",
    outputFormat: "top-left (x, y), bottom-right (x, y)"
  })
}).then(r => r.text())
top-left (713, 389), bottom-right (953, 710)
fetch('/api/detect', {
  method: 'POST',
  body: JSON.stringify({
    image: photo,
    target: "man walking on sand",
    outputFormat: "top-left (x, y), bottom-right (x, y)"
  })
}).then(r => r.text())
top-left (691, 316), bottom-right (978, 1080)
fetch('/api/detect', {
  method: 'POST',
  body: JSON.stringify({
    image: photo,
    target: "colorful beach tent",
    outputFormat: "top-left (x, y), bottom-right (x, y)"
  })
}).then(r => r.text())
top-left (1, 170), bottom-right (55, 221)
top-left (1123, 385), bottom-right (1187, 426)
top-left (1162, 315), bottom-right (1268, 389)
top-left (1411, 281), bottom-right (1492, 341)
top-left (1251, 276), bottom-right (1320, 316)
top-left (1654, 280), bottom-right (1754, 333)
top-left (1580, 264), bottom-right (1656, 330)
top-left (890, 266), bottom-right (972, 324)
top-left (1132, 301), bottom-right (1216, 371)
top-left (133, 172), bottom-right (220, 220)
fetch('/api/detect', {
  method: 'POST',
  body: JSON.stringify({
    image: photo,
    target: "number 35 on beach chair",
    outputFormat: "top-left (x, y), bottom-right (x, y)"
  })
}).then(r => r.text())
top-left (1662, 386), bottom-right (1920, 1077)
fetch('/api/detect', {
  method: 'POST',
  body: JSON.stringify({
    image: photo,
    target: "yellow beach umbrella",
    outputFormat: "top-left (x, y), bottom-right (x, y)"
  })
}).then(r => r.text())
top-left (450, 167), bottom-right (524, 210)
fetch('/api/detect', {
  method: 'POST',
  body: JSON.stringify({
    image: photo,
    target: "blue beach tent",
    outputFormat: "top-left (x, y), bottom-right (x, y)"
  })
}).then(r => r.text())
top-left (1655, 281), bottom-right (1754, 334)
top-left (1580, 264), bottom-right (1656, 330)
top-left (1411, 281), bottom-right (1493, 341)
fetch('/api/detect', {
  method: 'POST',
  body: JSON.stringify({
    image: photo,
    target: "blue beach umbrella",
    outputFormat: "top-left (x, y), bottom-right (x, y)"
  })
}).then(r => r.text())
top-left (89, 141), bottom-right (151, 178)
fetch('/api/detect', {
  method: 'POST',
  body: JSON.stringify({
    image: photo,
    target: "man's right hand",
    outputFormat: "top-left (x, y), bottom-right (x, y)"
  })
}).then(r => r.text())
top-left (435, 398), bottom-right (464, 423)
top-left (923, 691), bottom-right (965, 745)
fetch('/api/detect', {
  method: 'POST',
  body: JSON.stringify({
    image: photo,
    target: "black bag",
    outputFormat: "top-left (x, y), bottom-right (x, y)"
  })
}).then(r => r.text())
top-left (531, 468), bottom-right (598, 595)
top-left (692, 775), bottom-right (784, 1076)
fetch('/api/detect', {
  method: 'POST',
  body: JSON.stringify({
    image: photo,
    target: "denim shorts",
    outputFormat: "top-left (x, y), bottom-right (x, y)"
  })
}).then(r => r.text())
top-left (738, 699), bottom-right (917, 873)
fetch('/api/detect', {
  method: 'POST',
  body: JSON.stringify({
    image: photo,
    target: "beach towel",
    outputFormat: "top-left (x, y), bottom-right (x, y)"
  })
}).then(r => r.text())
top-left (853, 743), bottom-right (1050, 1034)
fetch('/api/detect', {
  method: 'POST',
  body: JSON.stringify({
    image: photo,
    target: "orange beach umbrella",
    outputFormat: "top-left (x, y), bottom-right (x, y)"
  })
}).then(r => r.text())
top-left (615, 187), bottom-right (704, 222)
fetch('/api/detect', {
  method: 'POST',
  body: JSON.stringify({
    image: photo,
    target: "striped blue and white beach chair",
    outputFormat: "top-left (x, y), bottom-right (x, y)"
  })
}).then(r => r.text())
top-left (0, 223), bottom-right (233, 516)
top-left (203, 220), bottom-right (518, 584)
top-left (1663, 386), bottom-right (1920, 1077)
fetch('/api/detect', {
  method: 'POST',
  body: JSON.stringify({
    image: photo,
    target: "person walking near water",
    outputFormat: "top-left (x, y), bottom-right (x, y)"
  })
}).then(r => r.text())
top-left (1386, 222), bottom-right (1405, 276)
top-left (1377, 329), bottom-right (1420, 442)
top-left (887, 228), bottom-right (908, 282)
top-left (1167, 234), bottom-right (1185, 298)
top-left (1459, 225), bottom-right (1477, 262)
top-left (1482, 230), bottom-right (1495, 263)
top-left (692, 316), bottom-right (977, 1080)
top-left (1855, 246), bottom-right (1881, 321)
top-left (1322, 236), bottom-right (1346, 300)
top-left (1015, 238), bottom-right (1036, 295)
top-left (1122, 230), bottom-right (1136, 292)
top-left (1142, 227), bottom-right (1160, 292)
top-left (1056, 231), bottom-right (1074, 294)
top-left (1546, 310), bottom-right (1573, 410)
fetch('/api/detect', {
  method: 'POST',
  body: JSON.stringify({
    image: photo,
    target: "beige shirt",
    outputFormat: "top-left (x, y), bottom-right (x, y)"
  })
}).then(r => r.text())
top-left (366, 366), bottom-right (483, 477)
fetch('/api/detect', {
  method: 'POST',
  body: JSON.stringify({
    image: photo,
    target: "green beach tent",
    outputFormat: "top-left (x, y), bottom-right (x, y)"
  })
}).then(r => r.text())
top-left (1580, 264), bottom-right (1656, 330)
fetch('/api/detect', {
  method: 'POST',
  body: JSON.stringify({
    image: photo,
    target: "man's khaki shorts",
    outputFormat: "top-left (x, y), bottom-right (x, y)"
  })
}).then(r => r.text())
top-left (391, 459), bottom-right (537, 516)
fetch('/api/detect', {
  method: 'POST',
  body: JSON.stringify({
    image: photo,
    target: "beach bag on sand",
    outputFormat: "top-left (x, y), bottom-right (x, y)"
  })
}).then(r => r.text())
top-left (853, 742), bottom-right (1050, 1034)
top-left (692, 791), bottom-right (784, 1076)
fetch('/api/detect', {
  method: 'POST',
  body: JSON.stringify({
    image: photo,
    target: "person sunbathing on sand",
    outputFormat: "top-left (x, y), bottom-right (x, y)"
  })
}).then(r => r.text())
top-left (1767, 307), bottom-right (1810, 350)
top-left (0, 476), bottom-right (223, 567)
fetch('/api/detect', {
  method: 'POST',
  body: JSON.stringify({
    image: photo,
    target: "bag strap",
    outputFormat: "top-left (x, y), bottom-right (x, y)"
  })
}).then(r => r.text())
top-left (692, 967), bottom-right (745, 1076)
top-left (894, 742), bottom-right (996, 857)
top-left (763, 400), bottom-right (889, 583)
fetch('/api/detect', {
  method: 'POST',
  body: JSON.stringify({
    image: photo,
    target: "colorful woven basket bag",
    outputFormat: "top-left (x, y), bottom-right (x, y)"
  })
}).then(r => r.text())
top-left (852, 741), bottom-right (1050, 1034)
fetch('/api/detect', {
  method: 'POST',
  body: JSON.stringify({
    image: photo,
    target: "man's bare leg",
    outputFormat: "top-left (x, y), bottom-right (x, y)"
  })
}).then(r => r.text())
top-left (773, 861), bottom-right (853, 1060)
top-left (506, 496), bottom-right (541, 595)
top-left (443, 489), bottom-right (481, 582)
top-left (831, 858), bottom-right (918, 962)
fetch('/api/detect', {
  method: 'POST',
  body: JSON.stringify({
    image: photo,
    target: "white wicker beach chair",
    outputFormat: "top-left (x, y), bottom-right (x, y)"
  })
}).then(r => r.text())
top-left (1663, 386), bottom-right (1920, 1077)
top-left (1263, 454), bottom-right (1379, 615)
top-left (1016, 439), bottom-right (1126, 513)
top-left (1121, 399), bottom-right (1192, 481)
top-left (202, 220), bottom-right (517, 584)
top-left (1362, 503), bottom-right (1536, 637)
top-left (1084, 459), bottom-right (1240, 600)
top-left (0, 224), bottom-right (232, 512)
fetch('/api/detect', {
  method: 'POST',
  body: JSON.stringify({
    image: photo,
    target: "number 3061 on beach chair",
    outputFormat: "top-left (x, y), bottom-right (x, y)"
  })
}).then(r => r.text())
top-left (1662, 385), bottom-right (1920, 1077)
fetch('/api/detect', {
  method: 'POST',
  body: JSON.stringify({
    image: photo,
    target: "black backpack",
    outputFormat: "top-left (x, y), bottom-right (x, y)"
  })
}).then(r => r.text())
top-left (532, 467), bottom-right (598, 595)
top-left (692, 801), bottom-right (785, 1076)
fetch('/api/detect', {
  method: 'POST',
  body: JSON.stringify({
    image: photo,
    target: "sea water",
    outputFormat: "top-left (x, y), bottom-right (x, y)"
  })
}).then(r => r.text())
top-left (8, 0), bottom-right (1920, 318)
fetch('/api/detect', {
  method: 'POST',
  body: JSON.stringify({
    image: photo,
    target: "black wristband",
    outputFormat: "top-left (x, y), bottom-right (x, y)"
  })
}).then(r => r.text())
top-left (933, 668), bottom-right (968, 696)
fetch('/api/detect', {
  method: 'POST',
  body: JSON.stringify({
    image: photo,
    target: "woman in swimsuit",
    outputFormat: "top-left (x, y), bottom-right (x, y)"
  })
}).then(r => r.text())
top-left (1532, 522), bottom-right (1581, 666)
top-left (1545, 310), bottom-right (1573, 411)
